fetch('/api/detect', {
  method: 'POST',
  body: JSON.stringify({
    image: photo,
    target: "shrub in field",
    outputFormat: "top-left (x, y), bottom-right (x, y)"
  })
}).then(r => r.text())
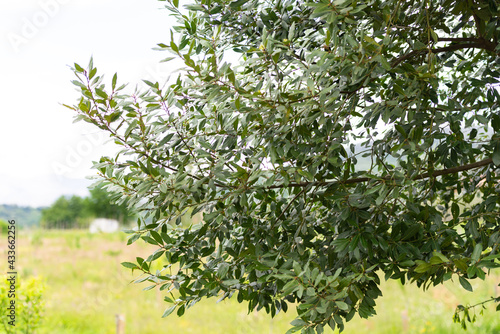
top-left (0, 220), bottom-right (8, 235)
top-left (0, 276), bottom-right (44, 334)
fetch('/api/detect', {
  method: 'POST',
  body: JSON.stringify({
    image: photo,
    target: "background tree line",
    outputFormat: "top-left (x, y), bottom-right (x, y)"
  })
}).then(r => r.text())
top-left (40, 185), bottom-right (132, 229)
top-left (0, 205), bottom-right (42, 228)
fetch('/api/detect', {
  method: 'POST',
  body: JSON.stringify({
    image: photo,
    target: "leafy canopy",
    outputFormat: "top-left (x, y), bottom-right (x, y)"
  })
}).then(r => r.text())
top-left (68, 0), bottom-right (500, 332)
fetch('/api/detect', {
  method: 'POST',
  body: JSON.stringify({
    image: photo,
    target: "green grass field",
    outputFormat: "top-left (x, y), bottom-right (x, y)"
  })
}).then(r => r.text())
top-left (2, 230), bottom-right (499, 334)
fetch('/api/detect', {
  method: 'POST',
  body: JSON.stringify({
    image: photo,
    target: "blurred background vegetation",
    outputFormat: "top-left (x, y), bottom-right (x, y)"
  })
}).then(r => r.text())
top-left (29, 185), bottom-right (132, 229)
top-left (0, 206), bottom-right (42, 229)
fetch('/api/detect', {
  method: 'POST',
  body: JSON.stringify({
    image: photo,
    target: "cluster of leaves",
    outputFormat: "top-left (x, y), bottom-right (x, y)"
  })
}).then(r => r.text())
top-left (68, 0), bottom-right (500, 332)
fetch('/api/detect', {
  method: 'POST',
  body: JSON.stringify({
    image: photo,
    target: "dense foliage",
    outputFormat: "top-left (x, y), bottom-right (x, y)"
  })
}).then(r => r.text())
top-left (68, 0), bottom-right (500, 332)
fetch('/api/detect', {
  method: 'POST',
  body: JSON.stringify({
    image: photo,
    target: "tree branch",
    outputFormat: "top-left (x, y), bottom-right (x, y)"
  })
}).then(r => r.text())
top-left (391, 39), bottom-right (498, 68)
top-left (437, 37), bottom-right (478, 43)
top-left (268, 158), bottom-right (494, 189)
top-left (472, 12), bottom-right (484, 38)
top-left (413, 158), bottom-right (493, 180)
top-left (432, 42), bottom-right (494, 53)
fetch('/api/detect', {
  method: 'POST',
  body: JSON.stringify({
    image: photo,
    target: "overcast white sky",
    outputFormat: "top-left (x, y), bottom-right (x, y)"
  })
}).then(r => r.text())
top-left (0, 0), bottom-right (176, 207)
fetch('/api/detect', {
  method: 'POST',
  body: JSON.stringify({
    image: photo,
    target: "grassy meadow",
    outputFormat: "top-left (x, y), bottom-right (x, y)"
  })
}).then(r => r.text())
top-left (1, 229), bottom-right (498, 334)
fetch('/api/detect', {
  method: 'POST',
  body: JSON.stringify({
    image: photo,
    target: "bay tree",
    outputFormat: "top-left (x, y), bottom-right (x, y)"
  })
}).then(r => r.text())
top-left (67, 0), bottom-right (500, 332)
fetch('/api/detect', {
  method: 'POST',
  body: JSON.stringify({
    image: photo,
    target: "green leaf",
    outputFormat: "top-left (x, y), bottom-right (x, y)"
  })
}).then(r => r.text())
top-left (429, 256), bottom-right (445, 265)
top-left (429, 29), bottom-right (438, 43)
top-left (230, 0), bottom-right (248, 8)
top-left (414, 261), bottom-right (431, 273)
top-left (481, 253), bottom-right (500, 261)
top-left (71, 80), bottom-right (86, 89)
top-left (150, 230), bottom-right (163, 245)
top-left (95, 88), bottom-right (108, 99)
top-left (454, 259), bottom-right (468, 272)
top-left (328, 318), bottom-right (336, 331)
top-left (492, 114), bottom-right (500, 132)
top-left (89, 68), bottom-right (97, 79)
top-left (433, 251), bottom-right (450, 263)
top-left (162, 305), bottom-right (176, 318)
top-left (399, 260), bottom-right (415, 267)
top-left (395, 124), bottom-right (406, 137)
top-left (393, 84), bottom-right (406, 97)
top-left (125, 120), bottom-right (138, 138)
top-left (222, 279), bottom-right (239, 286)
top-left (293, 261), bottom-right (302, 276)
top-left (493, 142), bottom-right (500, 166)
top-left (290, 319), bottom-right (307, 327)
top-left (217, 262), bottom-right (230, 278)
top-left (127, 233), bottom-right (141, 245)
top-left (377, 55), bottom-right (391, 71)
top-left (282, 279), bottom-right (299, 295)
top-left (336, 301), bottom-right (349, 310)
top-left (142, 236), bottom-right (158, 245)
top-left (121, 262), bottom-right (138, 269)
top-left (459, 276), bottom-right (473, 292)
top-left (170, 41), bottom-right (179, 53)
top-left (160, 57), bottom-right (176, 63)
top-left (74, 63), bottom-right (84, 73)
top-left (143, 80), bottom-right (157, 88)
top-left (471, 243), bottom-right (482, 262)
top-left (451, 203), bottom-right (459, 220)
top-left (148, 250), bottom-right (165, 262)
top-left (112, 73), bottom-right (117, 90)
top-left (105, 112), bottom-right (121, 123)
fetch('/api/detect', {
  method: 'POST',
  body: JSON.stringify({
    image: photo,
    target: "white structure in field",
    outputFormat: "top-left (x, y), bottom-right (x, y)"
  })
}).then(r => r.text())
top-left (89, 218), bottom-right (119, 233)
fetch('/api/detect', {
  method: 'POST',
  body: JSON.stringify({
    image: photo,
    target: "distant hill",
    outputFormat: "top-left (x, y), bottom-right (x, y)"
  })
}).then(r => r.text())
top-left (0, 204), bottom-right (44, 228)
